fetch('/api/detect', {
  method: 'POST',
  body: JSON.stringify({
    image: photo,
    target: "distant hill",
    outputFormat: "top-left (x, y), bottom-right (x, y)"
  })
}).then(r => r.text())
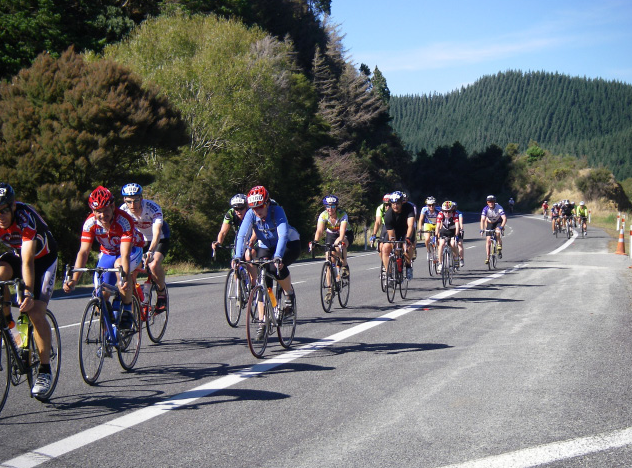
top-left (390, 70), bottom-right (632, 180)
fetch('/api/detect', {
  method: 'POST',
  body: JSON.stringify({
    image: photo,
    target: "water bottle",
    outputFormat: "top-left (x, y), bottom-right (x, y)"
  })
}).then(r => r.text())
top-left (396, 257), bottom-right (403, 273)
top-left (267, 287), bottom-right (277, 308)
top-left (16, 313), bottom-right (28, 348)
top-left (142, 282), bottom-right (151, 305)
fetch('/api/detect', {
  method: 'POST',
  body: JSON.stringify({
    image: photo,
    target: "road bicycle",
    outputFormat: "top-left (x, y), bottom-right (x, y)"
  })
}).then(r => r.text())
top-left (439, 236), bottom-right (459, 287)
top-left (238, 259), bottom-right (297, 358)
top-left (213, 245), bottom-right (251, 327)
top-left (382, 240), bottom-right (409, 303)
top-left (483, 229), bottom-right (500, 269)
top-left (132, 255), bottom-right (169, 343)
top-left (543, 209), bottom-right (548, 220)
top-left (579, 216), bottom-right (588, 237)
top-left (65, 265), bottom-right (141, 385)
top-left (421, 231), bottom-right (438, 277)
top-left (564, 215), bottom-right (574, 239)
top-left (0, 279), bottom-right (61, 413)
top-left (553, 217), bottom-right (562, 237)
top-left (311, 242), bottom-right (350, 313)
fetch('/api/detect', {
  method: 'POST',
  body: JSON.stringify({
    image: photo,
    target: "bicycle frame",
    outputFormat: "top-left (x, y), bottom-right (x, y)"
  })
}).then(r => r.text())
top-left (0, 279), bottom-right (31, 378)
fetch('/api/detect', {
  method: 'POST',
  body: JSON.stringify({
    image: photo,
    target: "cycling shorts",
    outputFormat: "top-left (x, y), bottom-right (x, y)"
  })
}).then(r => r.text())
top-left (422, 223), bottom-right (436, 234)
top-left (0, 251), bottom-right (57, 303)
top-left (96, 247), bottom-right (143, 288)
top-left (143, 237), bottom-right (170, 256)
top-left (325, 230), bottom-right (354, 247)
top-left (485, 221), bottom-right (502, 234)
top-left (255, 240), bottom-right (301, 284)
top-left (439, 227), bottom-right (456, 238)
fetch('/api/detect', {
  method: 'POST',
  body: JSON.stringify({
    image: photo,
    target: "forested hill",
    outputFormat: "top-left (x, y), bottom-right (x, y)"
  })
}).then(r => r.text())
top-left (390, 71), bottom-right (632, 180)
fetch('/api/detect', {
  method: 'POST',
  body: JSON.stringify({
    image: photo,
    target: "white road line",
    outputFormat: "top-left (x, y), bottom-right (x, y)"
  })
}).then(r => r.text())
top-left (1, 264), bottom-right (527, 468)
top-left (438, 426), bottom-right (632, 468)
top-left (548, 234), bottom-right (576, 255)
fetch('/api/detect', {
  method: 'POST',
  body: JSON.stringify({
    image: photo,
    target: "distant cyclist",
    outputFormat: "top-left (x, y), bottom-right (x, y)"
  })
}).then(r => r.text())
top-left (453, 201), bottom-right (465, 268)
top-left (310, 195), bottom-right (352, 278)
top-left (382, 191), bottom-right (415, 280)
top-left (560, 200), bottom-right (574, 234)
top-left (370, 193), bottom-right (391, 250)
top-left (508, 197), bottom-right (515, 214)
top-left (550, 203), bottom-right (560, 234)
top-left (417, 196), bottom-right (440, 259)
top-left (435, 201), bottom-right (460, 273)
top-left (576, 201), bottom-right (588, 236)
top-left (120, 183), bottom-right (170, 312)
top-left (480, 195), bottom-right (506, 264)
top-left (542, 200), bottom-right (549, 218)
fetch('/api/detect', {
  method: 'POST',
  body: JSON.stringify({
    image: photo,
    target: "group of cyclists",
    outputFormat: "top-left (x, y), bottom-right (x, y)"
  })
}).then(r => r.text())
top-left (543, 199), bottom-right (589, 236)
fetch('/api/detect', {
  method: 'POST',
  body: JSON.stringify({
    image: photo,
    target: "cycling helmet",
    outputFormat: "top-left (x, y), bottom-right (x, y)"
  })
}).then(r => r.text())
top-left (0, 183), bottom-right (15, 206)
top-left (425, 196), bottom-right (436, 205)
top-left (543, 200), bottom-right (548, 203)
top-left (88, 186), bottom-right (114, 210)
top-left (382, 193), bottom-right (391, 204)
top-left (580, 201), bottom-right (585, 206)
top-left (401, 192), bottom-right (409, 202)
top-left (486, 195), bottom-right (496, 202)
top-left (390, 191), bottom-right (404, 203)
top-left (323, 194), bottom-right (339, 206)
top-left (247, 185), bottom-right (269, 208)
top-left (441, 201), bottom-right (454, 211)
top-left (121, 183), bottom-right (142, 197)
top-left (230, 193), bottom-right (247, 210)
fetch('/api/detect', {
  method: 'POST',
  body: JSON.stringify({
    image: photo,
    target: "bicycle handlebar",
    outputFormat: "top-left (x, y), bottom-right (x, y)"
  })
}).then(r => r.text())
top-left (65, 264), bottom-right (126, 287)
top-left (0, 278), bottom-right (25, 303)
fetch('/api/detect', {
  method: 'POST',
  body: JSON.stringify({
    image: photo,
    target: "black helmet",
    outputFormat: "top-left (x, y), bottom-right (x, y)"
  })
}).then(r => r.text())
top-left (0, 183), bottom-right (15, 206)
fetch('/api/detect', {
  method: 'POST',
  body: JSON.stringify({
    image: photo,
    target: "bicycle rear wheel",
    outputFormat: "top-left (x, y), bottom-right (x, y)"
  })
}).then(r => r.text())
top-left (320, 262), bottom-right (334, 313)
top-left (427, 244), bottom-right (435, 277)
top-left (399, 266), bottom-right (409, 299)
top-left (277, 290), bottom-right (297, 349)
top-left (0, 331), bottom-right (10, 414)
top-left (380, 263), bottom-right (387, 292)
top-left (27, 309), bottom-right (61, 401)
top-left (338, 267), bottom-right (350, 308)
top-left (146, 283), bottom-right (169, 343)
top-left (448, 254), bottom-right (455, 285)
top-left (386, 257), bottom-right (397, 303)
top-left (442, 249), bottom-right (449, 287)
top-left (223, 269), bottom-right (241, 327)
top-left (246, 286), bottom-right (268, 358)
top-left (79, 299), bottom-right (105, 385)
top-left (117, 296), bottom-right (142, 371)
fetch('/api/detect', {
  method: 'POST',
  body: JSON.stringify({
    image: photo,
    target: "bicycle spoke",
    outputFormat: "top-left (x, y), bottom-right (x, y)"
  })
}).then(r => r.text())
top-left (147, 283), bottom-right (169, 342)
top-left (79, 299), bottom-right (105, 385)
top-left (246, 286), bottom-right (268, 358)
top-left (117, 297), bottom-right (142, 371)
top-left (0, 332), bottom-right (11, 414)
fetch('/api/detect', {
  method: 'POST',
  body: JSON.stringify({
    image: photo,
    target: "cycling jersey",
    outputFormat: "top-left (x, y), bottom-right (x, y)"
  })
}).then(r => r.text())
top-left (481, 204), bottom-right (505, 222)
top-left (419, 206), bottom-right (440, 225)
top-left (81, 208), bottom-right (145, 256)
top-left (384, 203), bottom-right (415, 240)
top-left (577, 206), bottom-right (588, 217)
top-left (542, 203), bottom-right (549, 210)
top-left (437, 211), bottom-right (458, 229)
top-left (0, 202), bottom-right (57, 259)
top-left (551, 207), bottom-right (560, 217)
top-left (375, 203), bottom-right (389, 224)
top-left (120, 199), bottom-right (170, 242)
top-left (561, 205), bottom-right (573, 217)
top-left (318, 209), bottom-right (350, 234)
top-left (234, 203), bottom-right (300, 259)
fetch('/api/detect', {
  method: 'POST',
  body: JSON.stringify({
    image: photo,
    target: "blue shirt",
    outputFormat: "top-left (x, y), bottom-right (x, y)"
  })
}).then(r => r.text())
top-left (234, 204), bottom-right (300, 259)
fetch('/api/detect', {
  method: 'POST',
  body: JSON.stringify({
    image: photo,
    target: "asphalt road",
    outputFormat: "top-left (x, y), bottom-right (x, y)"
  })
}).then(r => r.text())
top-left (2, 213), bottom-right (632, 468)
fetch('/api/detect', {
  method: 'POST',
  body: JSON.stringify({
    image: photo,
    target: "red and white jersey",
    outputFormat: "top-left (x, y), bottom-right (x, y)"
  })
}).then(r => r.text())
top-left (542, 202), bottom-right (549, 209)
top-left (81, 208), bottom-right (144, 256)
top-left (436, 211), bottom-right (459, 228)
top-left (120, 199), bottom-right (164, 242)
top-left (0, 202), bottom-right (56, 259)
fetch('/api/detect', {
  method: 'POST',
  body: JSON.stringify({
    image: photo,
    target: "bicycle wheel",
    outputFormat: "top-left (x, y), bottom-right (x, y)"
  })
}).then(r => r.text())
top-left (223, 269), bottom-right (241, 327)
top-left (320, 262), bottom-right (334, 313)
top-left (567, 223), bottom-right (572, 239)
top-left (338, 267), bottom-right (350, 308)
top-left (380, 263), bottom-right (387, 292)
top-left (428, 244), bottom-right (436, 276)
top-left (0, 331), bottom-right (10, 414)
top-left (27, 310), bottom-right (61, 401)
top-left (78, 299), bottom-right (105, 385)
top-left (386, 257), bottom-right (397, 303)
top-left (146, 282), bottom-right (169, 343)
top-left (448, 253), bottom-right (455, 285)
top-left (246, 286), bottom-right (268, 358)
top-left (491, 242), bottom-right (498, 269)
top-left (555, 223), bottom-right (558, 238)
top-left (442, 249), bottom-right (449, 287)
top-left (277, 290), bottom-right (297, 349)
top-left (399, 265), bottom-right (409, 299)
top-left (117, 296), bottom-right (142, 371)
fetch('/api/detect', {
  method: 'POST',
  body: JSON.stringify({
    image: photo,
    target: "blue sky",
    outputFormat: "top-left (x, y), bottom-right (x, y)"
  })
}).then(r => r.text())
top-left (330, 0), bottom-right (632, 96)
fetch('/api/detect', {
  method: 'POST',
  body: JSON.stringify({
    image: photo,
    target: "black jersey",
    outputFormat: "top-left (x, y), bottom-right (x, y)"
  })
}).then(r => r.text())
top-left (383, 203), bottom-right (415, 240)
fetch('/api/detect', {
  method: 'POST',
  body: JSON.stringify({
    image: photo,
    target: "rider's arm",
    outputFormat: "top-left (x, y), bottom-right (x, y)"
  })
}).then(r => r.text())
top-left (406, 215), bottom-right (415, 241)
top-left (372, 215), bottom-right (381, 237)
top-left (119, 240), bottom-right (132, 289)
top-left (234, 211), bottom-right (254, 259)
top-left (500, 214), bottom-right (507, 229)
top-left (148, 220), bottom-right (162, 253)
top-left (214, 222), bottom-right (231, 247)
top-left (19, 238), bottom-right (37, 311)
top-left (273, 208), bottom-right (290, 259)
top-left (480, 215), bottom-right (486, 232)
top-left (337, 220), bottom-right (348, 244)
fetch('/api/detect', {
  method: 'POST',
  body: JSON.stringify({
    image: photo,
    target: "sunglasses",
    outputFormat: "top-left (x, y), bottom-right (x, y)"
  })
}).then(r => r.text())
top-left (124, 198), bottom-right (142, 205)
top-left (0, 206), bottom-right (12, 215)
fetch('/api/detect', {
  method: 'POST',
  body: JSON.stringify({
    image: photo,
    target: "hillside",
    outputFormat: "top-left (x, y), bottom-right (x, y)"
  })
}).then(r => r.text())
top-left (390, 71), bottom-right (632, 180)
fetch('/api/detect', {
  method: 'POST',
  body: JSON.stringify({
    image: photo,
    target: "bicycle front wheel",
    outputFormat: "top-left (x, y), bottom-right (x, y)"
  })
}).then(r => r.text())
top-left (79, 299), bottom-right (105, 385)
top-left (117, 296), bottom-right (142, 371)
top-left (491, 242), bottom-right (498, 269)
top-left (246, 286), bottom-right (268, 358)
top-left (380, 263), bottom-right (387, 292)
top-left (386, 257), bottom-right (397, 303)
top-left (27, 309), bottom-right (61, 401)
top-left (442, 250), bottom-right (449, 287)
top-left (0, 331), bottom-right (10, 414)
top-left (223, 269), bottom-right (241, 327)
top-left (147, 283), bottom-right (169, 343)
top-left (428, 244), bottom-right (436, 276)
top-left (338, 267), bottom-right (350, 308)
top-left (278, 291), bottom-right (297, 349)
top-left (400, 266), bottom-right (409, 299)
top-left (448, 254), bottom-right (455, 285)
top-left (320, 262), bottom-right (334, 313)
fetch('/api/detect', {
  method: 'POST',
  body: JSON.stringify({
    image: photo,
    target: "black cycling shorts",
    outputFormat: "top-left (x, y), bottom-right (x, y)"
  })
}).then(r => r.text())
top-left (0, 251), bottom-right (57, 303)
top-left (325, 230), bottom-right (354, 246)
top-left (256, 240), bottom-right (301, 284)
top-left (143, 237), bottom-right (170, 256)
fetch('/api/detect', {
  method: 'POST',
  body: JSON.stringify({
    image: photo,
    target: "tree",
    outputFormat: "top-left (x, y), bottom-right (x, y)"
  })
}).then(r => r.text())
top-left (0, 47), bottom-right (188, 262)
top-left (371, 66), bottom-right (390, 105)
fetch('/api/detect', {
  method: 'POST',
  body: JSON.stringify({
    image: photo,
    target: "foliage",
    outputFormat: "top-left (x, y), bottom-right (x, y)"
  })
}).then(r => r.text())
top-left (576, 168), bottom-right (616, 200)
top-left (0, 48), bottom-right (188, 263)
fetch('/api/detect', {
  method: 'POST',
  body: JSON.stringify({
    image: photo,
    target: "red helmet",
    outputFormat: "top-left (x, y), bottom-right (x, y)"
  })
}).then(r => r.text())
top-left (382, 193), bottom-right (391, 204)
top-left (88, 186), bottom-right (114, 210)
top-left (247, 185), bottom-right (269, 208)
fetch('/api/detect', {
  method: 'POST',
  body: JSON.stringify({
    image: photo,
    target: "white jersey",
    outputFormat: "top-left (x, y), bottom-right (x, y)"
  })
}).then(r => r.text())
top-left (120, 199), bottom-right (164, 242)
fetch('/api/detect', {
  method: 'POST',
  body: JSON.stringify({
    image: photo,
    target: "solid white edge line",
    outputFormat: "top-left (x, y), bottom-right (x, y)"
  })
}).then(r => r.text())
top-left (2, 264), bottom-right (525, 468)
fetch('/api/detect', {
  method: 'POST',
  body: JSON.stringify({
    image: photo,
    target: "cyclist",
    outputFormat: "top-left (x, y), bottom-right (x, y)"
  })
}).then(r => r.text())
top-left (542, 200), bottom-right (549, 218)
top-left (560, 200), bottom-right (574, 234)
top-left (0, 183), bottom-right (57, 396)
top-left (120, 183), bottom-right (170, 312)
top-left (64, 186), bottom-right (144, 330)
top-left (232, 186), bottom-right (300, 339)
top-left (453, 201), bottom-right (465, 268)
top-left (310, 195), bottom-right (353, 280)
top-left (382, 191), bottom-right (415, 280)
top-left (435, 201), bottom-right (460, 273)
top-left (577, 201), bottom-right (588, 235)
top-left (417, 196), bottom-right (440, 259)
top-left (508, 197), bottom-right (515, 214)
top-left (402, 191), bottom-right (417, 232)
top-left (550, 203), bottom-right (561, 234)
top-left (370, 193), bottom-right (391, 250)
top-left (480, 195), bottom-right (506, 264)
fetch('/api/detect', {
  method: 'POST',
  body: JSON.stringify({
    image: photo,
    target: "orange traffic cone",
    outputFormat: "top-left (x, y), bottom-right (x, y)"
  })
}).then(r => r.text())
top-left (616, 228), bottom-right (626, 255)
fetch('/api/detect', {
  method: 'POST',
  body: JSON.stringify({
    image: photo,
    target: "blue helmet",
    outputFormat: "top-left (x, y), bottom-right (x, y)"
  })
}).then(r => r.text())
top-left (0, 183), bottom-right (15, 206)
top-left (390, 191), bottom-right (404, 203)
top-left (121, 183), bottom-right (143, 197)
top-left (323, 194), bottom-right (339, 206)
